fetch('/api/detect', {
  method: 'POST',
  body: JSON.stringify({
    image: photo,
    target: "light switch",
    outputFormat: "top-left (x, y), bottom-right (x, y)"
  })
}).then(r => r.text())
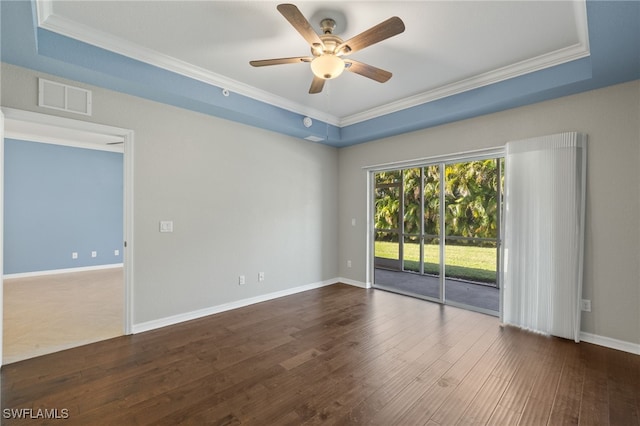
top-left (160, 221), bottom-right (174, 233)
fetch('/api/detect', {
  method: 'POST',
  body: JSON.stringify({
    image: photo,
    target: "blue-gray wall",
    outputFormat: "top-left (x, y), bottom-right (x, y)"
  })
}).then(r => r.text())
top-left (4, 139), bottom-right (123, 274)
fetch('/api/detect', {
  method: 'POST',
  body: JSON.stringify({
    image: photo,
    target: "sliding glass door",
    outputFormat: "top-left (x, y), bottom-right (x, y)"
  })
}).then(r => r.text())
top-left (373, 157), bottom-right (502, 315)
top-left (374, 167), bottom-right (442, 302)
top-left (442, 159), bottom-right (501, 312)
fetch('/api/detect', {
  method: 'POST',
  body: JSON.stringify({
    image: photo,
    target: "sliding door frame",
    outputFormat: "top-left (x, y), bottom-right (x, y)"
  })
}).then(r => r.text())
top-left (366, 147), bottom-right (505, 314)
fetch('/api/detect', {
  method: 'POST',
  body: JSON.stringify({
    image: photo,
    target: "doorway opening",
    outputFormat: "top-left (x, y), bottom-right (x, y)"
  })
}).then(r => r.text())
top-left (1, 108), bottom-right (134, 365)
top-left (371, 155), bottom-right (503, 316)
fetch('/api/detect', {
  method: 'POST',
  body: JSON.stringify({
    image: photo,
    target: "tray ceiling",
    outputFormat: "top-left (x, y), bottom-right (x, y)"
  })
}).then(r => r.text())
top-left (37, 1), bottom-right (589, 126)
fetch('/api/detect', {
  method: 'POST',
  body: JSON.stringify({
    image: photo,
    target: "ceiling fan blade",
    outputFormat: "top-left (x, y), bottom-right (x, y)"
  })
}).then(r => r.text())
top-left (277, 4), bottom-right (324, 49)
top-left (250, 57), bottom-right (312, 67)
top-left (344, 60), bottom-right (392, 83)
top-left (309, 76), bottom-right (325, 94)
top-left (337, 16), bottom-right (405, 55)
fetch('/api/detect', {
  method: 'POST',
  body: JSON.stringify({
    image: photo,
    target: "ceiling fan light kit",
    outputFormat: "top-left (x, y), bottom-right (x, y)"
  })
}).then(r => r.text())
top-left (310, 55), bottom-right (345, 79)
top-left (250, 3), bottom-right (405, 94)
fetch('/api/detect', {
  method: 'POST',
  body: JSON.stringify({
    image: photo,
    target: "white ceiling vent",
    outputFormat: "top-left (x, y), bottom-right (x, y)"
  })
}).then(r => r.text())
top-left (38, 78), bottom-right (92, 116)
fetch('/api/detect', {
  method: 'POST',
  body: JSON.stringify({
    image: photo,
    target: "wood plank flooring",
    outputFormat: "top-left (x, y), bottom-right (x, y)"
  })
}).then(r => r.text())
top-left (3, 268), bottom-right (124, 364)
top-left (1, 284), bottom-right (638, 425)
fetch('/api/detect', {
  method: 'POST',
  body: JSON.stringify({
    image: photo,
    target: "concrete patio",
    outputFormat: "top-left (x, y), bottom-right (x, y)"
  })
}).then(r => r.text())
top-left (374, 268), bottom-right (499, 313)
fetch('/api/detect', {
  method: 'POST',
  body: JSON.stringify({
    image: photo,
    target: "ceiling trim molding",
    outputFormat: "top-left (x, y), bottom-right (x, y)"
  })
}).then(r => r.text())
top-left (35, 3), bottom-right (341, 126)
top-left (339, 42), bottom-right (590, 127)
top-left (35, 0), bottom-right (53, 27)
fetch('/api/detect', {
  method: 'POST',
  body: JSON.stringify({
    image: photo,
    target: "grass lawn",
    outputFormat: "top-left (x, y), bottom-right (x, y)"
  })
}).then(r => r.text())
top-left (375, 241), bottom-right (497, 283)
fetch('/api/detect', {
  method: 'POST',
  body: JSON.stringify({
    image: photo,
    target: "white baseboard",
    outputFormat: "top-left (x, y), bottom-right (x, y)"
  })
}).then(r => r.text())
top-left (580, 332), bottom-right (640, 355)
top-left (132, 278), bottom-right (338, 334)
top-left (337, 277), bottom-right (371, 289)
top-left (123, 277), bottom-right (640, 357)
top-left (4, 263), bottom-right (124, 279)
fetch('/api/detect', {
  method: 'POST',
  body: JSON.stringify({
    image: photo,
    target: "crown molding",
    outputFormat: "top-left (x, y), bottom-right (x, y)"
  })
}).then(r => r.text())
top-left (35, 0), bottom-right (53, 27)
top-left (35, 2), bottom-right (341, 126)
top-left (339, 42), bottom-right (590, 127)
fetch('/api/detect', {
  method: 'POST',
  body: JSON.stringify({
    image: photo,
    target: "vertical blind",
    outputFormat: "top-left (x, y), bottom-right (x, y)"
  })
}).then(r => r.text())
top-left (503, 132), bottom-right (587, 342)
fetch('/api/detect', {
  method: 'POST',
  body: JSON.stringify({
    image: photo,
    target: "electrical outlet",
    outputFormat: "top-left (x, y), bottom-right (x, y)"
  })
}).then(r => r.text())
top-left (91, 251), bottom-right (97, 258)
top-left (238, 275), bottom-right (245, 285)
top-left (258, 272), bottom-right (265, 282)
top-left (347, 260), bottom-right (352, 268)
top-left (114, 249), bottom-right (120, 256)
top-left (581, 299), bottom-right (591, 312)
top-left (72, 252), bottom-right (78, 259)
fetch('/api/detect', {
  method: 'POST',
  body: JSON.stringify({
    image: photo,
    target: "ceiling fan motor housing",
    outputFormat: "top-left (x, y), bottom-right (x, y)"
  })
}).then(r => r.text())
top-left (309, 20), bottom-right (347, 80)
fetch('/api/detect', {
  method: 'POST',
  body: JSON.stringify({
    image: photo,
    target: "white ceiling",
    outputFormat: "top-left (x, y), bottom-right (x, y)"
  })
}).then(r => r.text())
top-left (38, 1), bottom-right (589, 126)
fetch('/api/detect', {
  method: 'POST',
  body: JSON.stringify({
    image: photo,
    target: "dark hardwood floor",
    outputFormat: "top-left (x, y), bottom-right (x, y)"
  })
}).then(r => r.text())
top-left (1, 284), bottom-right (638, 425)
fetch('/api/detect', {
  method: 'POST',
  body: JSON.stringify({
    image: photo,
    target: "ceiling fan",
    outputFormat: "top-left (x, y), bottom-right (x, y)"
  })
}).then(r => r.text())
top-left (250, 4), bottom-right (405, 94)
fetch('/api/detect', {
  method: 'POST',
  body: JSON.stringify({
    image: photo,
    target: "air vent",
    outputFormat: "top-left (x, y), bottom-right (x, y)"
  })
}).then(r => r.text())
top-left (304, 135), bottom-right (324, 142)
top-left (38, 78), bottom-right (92, 116)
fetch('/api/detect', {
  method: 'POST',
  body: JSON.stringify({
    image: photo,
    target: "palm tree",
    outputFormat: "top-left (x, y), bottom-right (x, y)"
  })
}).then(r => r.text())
top-left (375, 160), bottom-right (501, 243)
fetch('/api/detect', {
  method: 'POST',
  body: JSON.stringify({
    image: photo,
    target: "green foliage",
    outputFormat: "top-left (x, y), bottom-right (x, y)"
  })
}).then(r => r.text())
top-left (443, 160), bottom-right (500, 240)
top-left (375, 160), bottom-right (502, 242)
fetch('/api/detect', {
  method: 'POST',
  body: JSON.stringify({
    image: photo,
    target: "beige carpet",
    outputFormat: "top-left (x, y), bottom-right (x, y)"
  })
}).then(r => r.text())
top-left (3, 267), bottom-right (124, 364)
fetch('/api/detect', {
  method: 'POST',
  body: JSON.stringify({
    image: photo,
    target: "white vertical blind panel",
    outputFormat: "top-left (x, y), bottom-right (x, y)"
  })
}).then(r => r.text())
top-left (503, 132), bottom-right (586, 341)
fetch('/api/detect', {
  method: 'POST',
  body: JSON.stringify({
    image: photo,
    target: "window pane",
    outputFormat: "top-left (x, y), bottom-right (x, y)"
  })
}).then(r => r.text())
top-left (375, 185), bottom-right (400, 230)
top-left (444, 237), bottom-right (499, 312)
top-left (403, 168), bottom-right (422, 235)
top-left (375, 170), bottom-right (402, 185)
top-left (444, 159), bottom-right (499, 238)
top-left (423, 237), bottom-right (440, 277)
top-left (424, 165), bottom-right (440, 236)
top-left (444, 238), bottom-right (497, 285)
top-left (375, 232), bottom-right (399, 260)
top-left (403, 235), bottom-right (420, 272)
